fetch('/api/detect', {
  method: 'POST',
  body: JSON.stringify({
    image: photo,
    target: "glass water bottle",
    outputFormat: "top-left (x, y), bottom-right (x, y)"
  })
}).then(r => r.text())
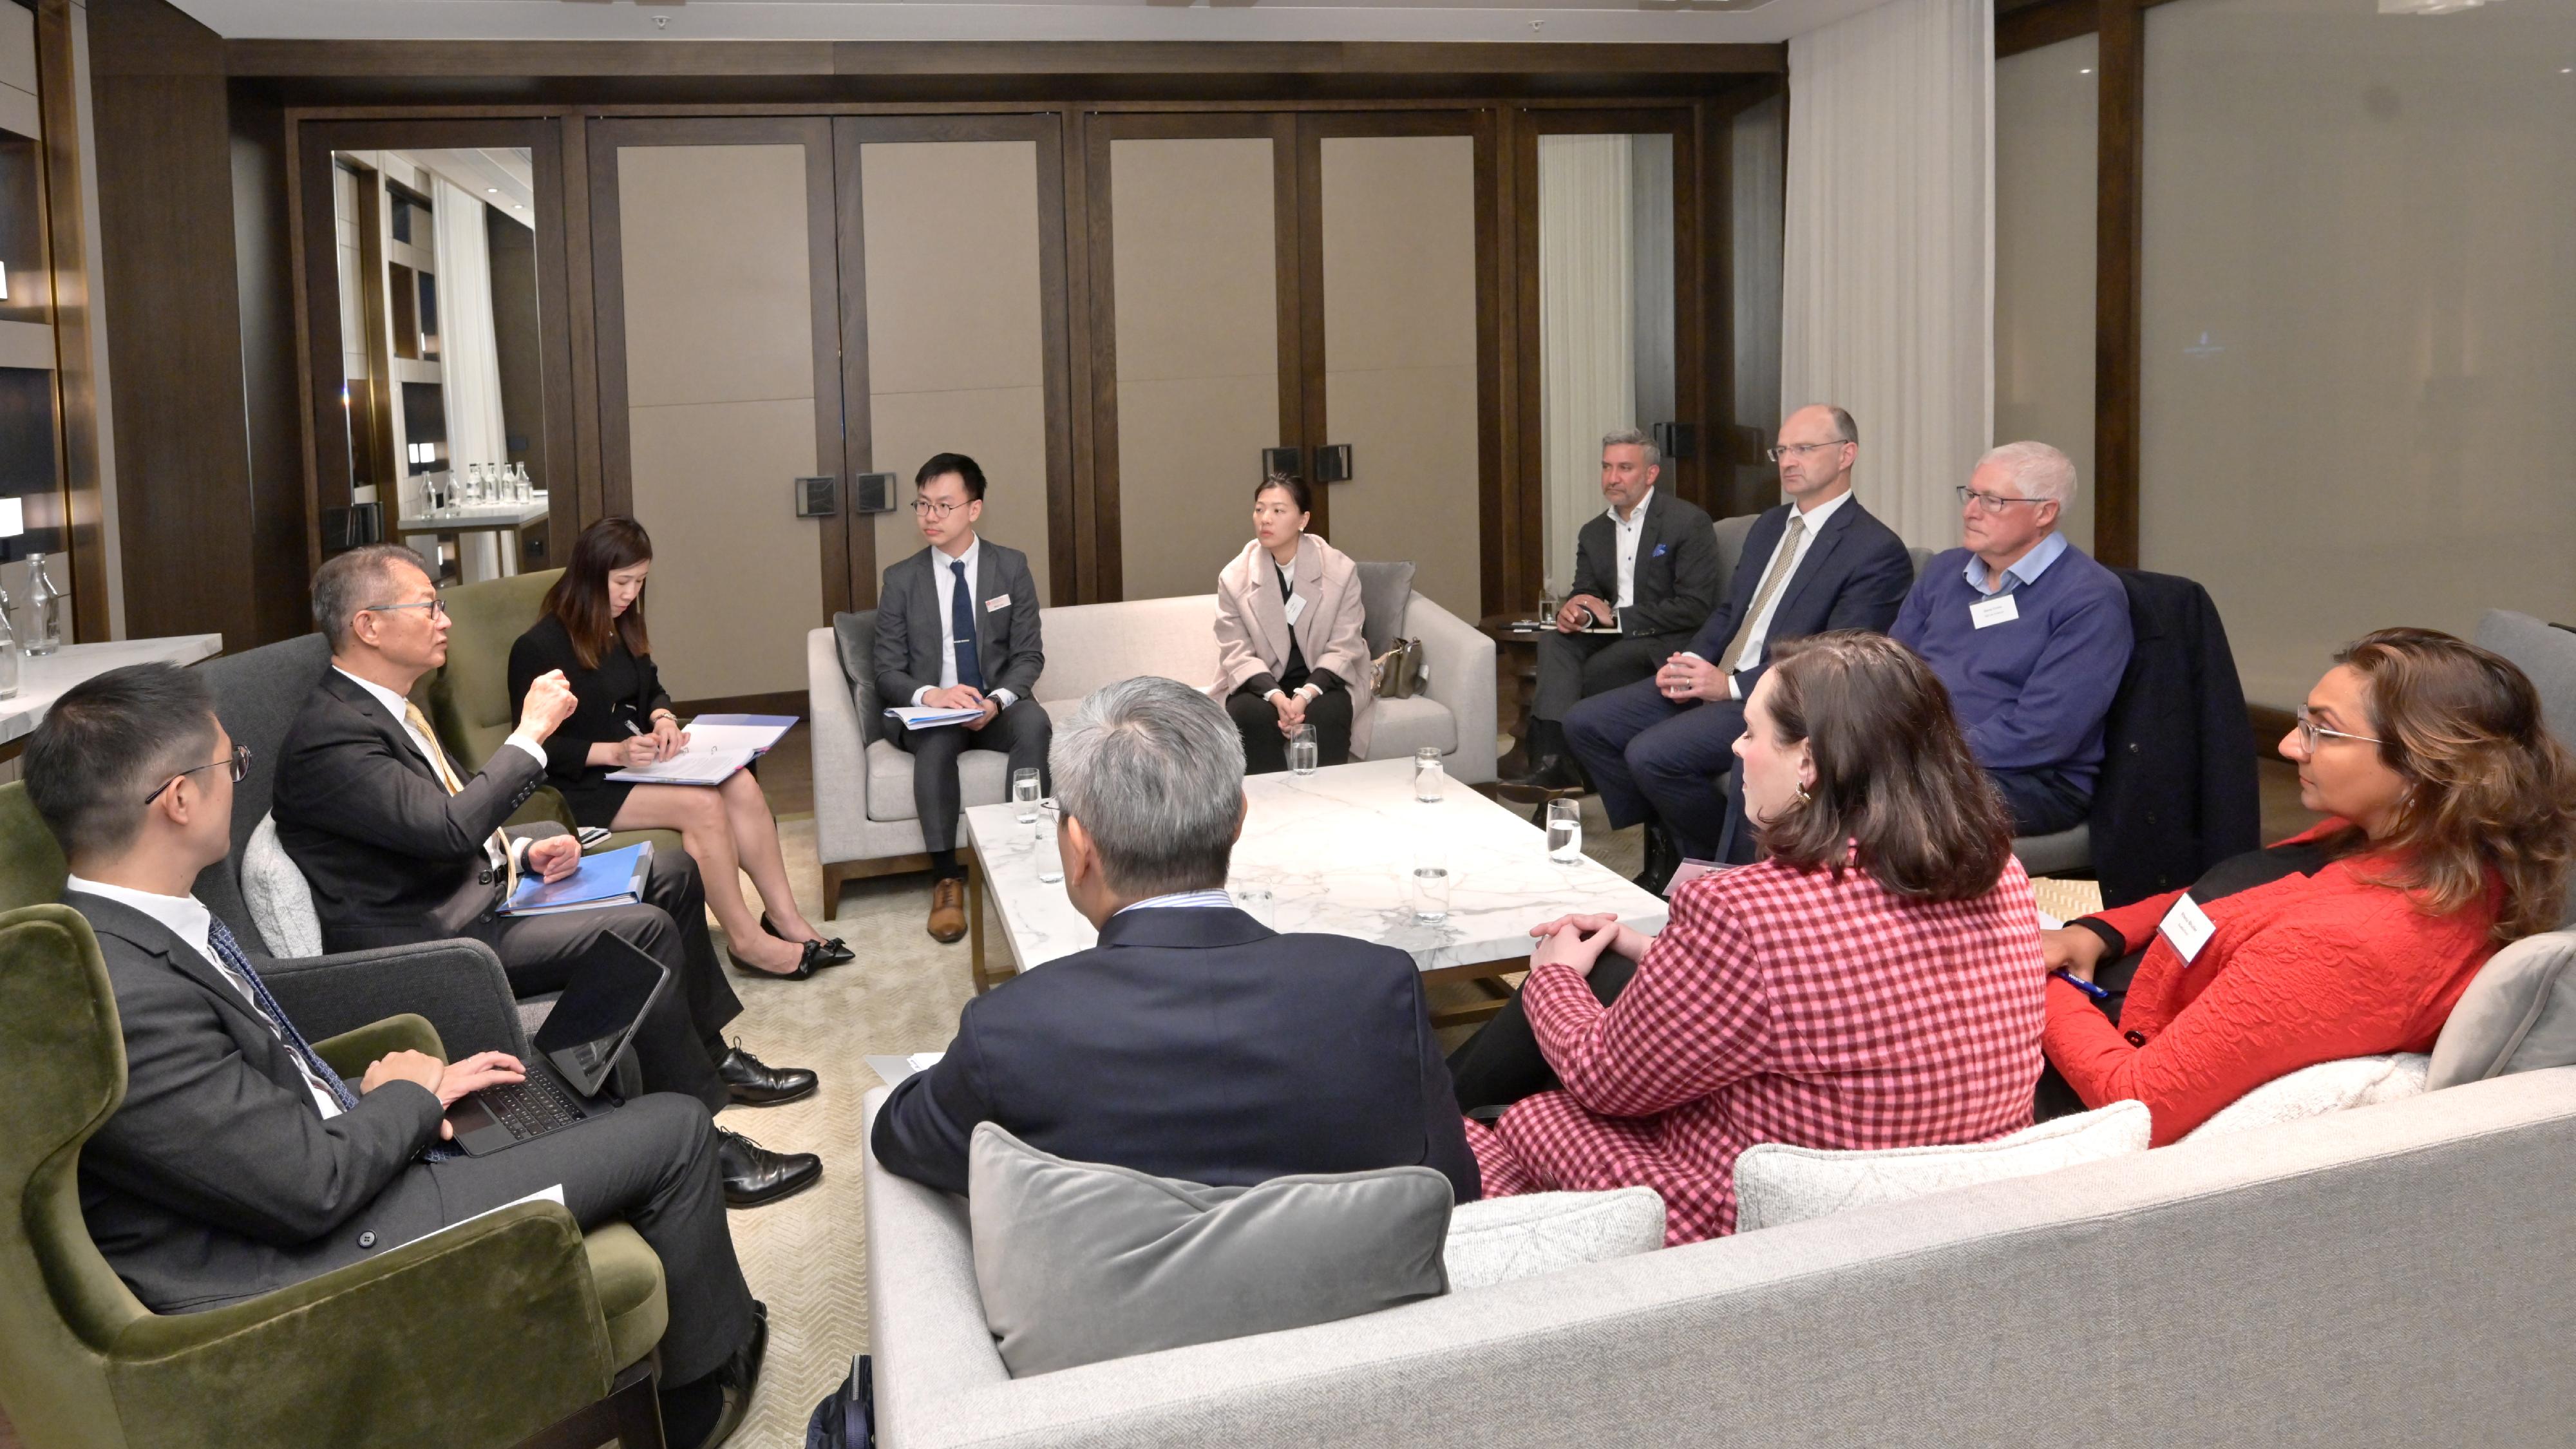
top-left (23, 553), bottom-right (62, 657)
top-left (0, 591), bottom-right (19, 699)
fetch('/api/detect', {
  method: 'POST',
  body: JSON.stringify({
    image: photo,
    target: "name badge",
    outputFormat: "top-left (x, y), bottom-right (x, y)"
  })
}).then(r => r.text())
top-left (1282, 592), bottom-right (1308, 626)
top-left (984, 594), bottom-right (1010, 613)
top-left (1969, 592), bottom-right (2020, 629)
top-left (2157, 893), bottom-right (2217, 965)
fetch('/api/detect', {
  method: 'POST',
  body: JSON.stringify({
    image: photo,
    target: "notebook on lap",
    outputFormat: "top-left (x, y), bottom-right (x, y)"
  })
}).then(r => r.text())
top-left (442, 933), bottom-right (673, 1155)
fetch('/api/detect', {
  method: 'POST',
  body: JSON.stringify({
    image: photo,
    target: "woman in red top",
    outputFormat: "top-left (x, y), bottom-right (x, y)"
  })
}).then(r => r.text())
top-left (2042, 629), bottom-right (2576, 1145)
top-left (1461, 632), bottom-right (2048, 1243)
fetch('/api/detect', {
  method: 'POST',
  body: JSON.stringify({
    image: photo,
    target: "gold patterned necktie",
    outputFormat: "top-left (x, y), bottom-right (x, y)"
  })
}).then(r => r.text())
top-left (1721, 511), bottom-right (1806, 674)
top-left (402, 700), bottom-right (519, 898)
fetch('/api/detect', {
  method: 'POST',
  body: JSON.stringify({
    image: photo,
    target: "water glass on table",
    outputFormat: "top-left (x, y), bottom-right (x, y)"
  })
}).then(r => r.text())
top-left (1414, 746), bottom-right (1444, 802)
top-left (1411, 842), bottom-right (1451, 922)
top-left (1289, 723), bottom-right (1319, 776)
top-left (1231, 886), bottom-right (1275, 929)
top-left (1034, 802), bottom-right (1063, 884)
top-left (1546, 798), bottom-right (1583, 865)
top-left (1013, 768), bottom-right (1043, 823)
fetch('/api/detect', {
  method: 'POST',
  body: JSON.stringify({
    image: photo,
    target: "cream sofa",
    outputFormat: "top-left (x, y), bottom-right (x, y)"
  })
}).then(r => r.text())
top-left (808, 590), bottom-right (1496, 913)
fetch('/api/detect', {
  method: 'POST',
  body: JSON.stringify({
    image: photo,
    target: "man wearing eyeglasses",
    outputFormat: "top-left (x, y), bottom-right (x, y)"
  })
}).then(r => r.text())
top-left (1890, 440), bottom-right (2132, 837)
top-left (1562, 404), bottom-right (1915, 891)
top-left (871, 452), bottom-right (1051, 944)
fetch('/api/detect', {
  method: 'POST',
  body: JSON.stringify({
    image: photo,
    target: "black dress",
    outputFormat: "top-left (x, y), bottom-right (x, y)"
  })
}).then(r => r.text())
top-left (507, 612), bottom-right (676, 829)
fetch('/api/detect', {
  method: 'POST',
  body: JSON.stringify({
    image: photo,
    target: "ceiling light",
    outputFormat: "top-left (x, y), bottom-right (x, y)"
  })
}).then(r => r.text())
top-left (2079, 67), bottom-right (2093, 74)
top-left (486, 187), bottom-right (497, 194)
top-left (2377, 0), bottom-right (2488, 13)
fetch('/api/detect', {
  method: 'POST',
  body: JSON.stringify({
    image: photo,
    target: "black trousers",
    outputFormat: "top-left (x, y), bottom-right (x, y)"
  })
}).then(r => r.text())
top-left (894, 698), bottom-right (1054, 853)
top-left (1531, 630), bottom-right (1686, 723)
top-left (1227, 686), bottom-right (1355, 775)
top-left (2034, 947), bottom-right (2143, 1121)
top-left (1991, 765), bottom-right (2093, 837)
top-left (426, 1092), bottom-right (755, 1386)
top-left (1446, 952), bottom-right (1643, 1114)
top-left (1564, 677), bottom-right (1748, 861)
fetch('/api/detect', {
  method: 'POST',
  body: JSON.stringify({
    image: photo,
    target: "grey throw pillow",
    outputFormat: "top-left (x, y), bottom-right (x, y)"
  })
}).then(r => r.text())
top-left (1352, 560), bottom-right (1416, 658)
top-left (831, 610), bottom-right (874, 693)
top-left (967, 1123), bottom-right (1451, 1378)
top-left (2426, 931), bottom-right (2576, 1089)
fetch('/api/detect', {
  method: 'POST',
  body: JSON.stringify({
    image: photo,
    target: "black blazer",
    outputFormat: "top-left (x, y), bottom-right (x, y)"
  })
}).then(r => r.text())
top-left (507, 612), bottom-right (674, 824)
top-left (273, 669), bottom-right (548, 947)
top-left (1567, 490), bottom-right (1723, 641)
top-left (67, 891), bottom-right (448, 1312)
top-left (1685, 497), bottom-right (1915, 697)
top-left (873, 540), bottom-right (1046, 706)
top-left (872, 906), bottom-right (1480, 1202)
top-left (2090, 570), bottom-right (2262, 907)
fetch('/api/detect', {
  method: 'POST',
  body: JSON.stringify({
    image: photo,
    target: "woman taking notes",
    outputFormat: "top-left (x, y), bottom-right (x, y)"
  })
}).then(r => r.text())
top-left (1213, 473), bottom-right (1375, 774)
top-left (2040, 628), bottom-right (2576, 1144)
top-left (509, 517), bottom-right (850, 978)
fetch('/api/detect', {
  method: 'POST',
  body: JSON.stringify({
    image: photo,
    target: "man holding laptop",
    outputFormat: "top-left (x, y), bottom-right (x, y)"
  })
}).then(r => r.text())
top-left (29, 665), bottom-right (766, 1449)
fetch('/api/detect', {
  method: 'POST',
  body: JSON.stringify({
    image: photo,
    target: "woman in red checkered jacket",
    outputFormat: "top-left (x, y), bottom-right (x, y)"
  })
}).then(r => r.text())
top-left (1455, 630), bottom-right (2047, 1243)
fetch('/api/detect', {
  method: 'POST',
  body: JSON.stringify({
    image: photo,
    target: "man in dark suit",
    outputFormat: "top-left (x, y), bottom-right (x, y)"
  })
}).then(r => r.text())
top-left (872, 676), bottom-right (1477, 1202)
top-left (1565, 404), bottom-right (1915, 889)
top-left (30, 665), bottom-right (766, 1449)
top-left (1509, 428), bottom-right (1721, 790)
top-left (872, 451), bottom-right (1051, 944)
top-left (272, 544), bottom-right (820, 1208)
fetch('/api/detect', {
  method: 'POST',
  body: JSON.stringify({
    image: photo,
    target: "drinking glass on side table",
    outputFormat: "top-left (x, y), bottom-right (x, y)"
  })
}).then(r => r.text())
top-left (1546, 798), bottom-right (1583, 865)
top-left (1012, 768), bottom-right (1043, 823)
top-left (1414, 746), bottom-right (1444, 802)
top-left (1289, 724), bottom-right (1319, 776)
top-left (1035, 802), bottom-right (1063, 884)
top-left (1411, 842), bottom-right (1451, 921)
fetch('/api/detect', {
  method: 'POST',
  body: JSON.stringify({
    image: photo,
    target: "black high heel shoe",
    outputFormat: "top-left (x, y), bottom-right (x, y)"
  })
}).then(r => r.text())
top-left (761, 913), bottom-right (854, 967)
top-left (726, 938), bottom-right (828, 981)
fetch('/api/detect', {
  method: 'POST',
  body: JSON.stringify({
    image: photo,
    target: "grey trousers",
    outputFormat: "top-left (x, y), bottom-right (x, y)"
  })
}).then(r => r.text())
top-left (895, 697), bottom-right (1055, 853)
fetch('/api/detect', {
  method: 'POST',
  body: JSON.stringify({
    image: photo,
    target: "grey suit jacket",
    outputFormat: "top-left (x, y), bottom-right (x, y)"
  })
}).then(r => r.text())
top-left (873, 540), bottom-right (1046, 706)
top-left (67, 891), bottom-right (448, 1312)
top-left (1567, 490), bottom-right (1723, 641)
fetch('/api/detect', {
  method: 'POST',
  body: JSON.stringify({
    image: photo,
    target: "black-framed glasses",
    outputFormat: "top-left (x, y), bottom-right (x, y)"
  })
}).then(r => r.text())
top-left (363, 598), bottom-right (448, 621)
top-left (144, 744), bottom-right (252, 805)
top-left (2292, 709), bottom-right (2382, 753)
top-left (911, 498), bottom-right (969, 520)
top-left (1765, 440), bottom-right (1850, 463)
top-left (1955, 486), bottom-right (2048, 515)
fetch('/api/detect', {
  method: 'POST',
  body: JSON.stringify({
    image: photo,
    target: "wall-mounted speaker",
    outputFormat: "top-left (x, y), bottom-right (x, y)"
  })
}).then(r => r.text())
top-left (794, 477), bottom-right (840, 518)
top-left (1651, 422), bottom-right (1698, 462)
top-left (1260, 446), bottom-right (1303, 480)
top-left (853, 472), bottom-right (896, 514)
top-left (1314, 444), bottom-right (1353, 484)
top-left (320, 502), bottom-right (383, 553)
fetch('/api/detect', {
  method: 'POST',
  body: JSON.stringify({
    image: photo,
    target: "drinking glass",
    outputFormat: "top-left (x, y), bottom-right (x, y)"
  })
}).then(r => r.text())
top-left (1537, 576), bottom-right (1559, 621)
top-left (1547, 798), bottom-right (1584, 865)
top-left (1414, 746), bottom-right (1444, 802)
top-left (1410, 842), bottom-right (1451, 922)
top-left (1035, 802), bottom-right (1063, 883)
top-left (1289, 723), bottom-right (1319, 775)
top-left (1231, 886), bottom-right (1275, 929)
top-left (1012, 768), bottom-right (1043, 823)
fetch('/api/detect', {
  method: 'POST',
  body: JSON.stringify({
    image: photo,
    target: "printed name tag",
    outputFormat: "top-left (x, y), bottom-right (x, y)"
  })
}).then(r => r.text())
top-left (984, 594), bottom-right (1010, 613)
top-left (1283, 592), bottom-right (1309, 626)
top-left (2157, 893), bottom-right (2217, 965)
top-left (1969, 592), bottom-right (2021, 629)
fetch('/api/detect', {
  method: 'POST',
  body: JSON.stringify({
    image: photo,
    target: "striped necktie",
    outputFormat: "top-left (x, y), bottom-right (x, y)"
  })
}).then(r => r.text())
top-left (1721, 511), bottom-right (1806, 673)
top-left (402, 699), bottom-right (518, 899)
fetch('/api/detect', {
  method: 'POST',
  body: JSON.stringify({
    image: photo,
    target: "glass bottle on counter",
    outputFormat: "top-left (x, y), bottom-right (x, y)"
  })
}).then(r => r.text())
top-left (0, 587), bottom-right (19, 699)
top-left (24, 553), bottom-right (63, 656)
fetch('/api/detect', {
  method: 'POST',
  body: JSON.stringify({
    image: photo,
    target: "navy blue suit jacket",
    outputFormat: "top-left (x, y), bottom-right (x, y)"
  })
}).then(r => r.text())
top-left (872, 905), bottom-right (1479, 1202)
top-left (1685, 497), bottom-right (1917, 697)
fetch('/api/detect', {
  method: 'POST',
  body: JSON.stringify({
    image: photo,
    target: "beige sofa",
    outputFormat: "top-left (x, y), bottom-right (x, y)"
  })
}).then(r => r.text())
top-left (808, 590), bottom-right (1495, 913)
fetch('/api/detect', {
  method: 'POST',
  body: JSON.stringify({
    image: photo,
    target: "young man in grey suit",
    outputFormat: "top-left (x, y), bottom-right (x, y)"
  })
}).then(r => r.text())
top-left (873, 452), bottom-right (1050, 943)
top-left (30, 665), bottom-right (766, 1449)
top-left (1508, 428), bottom-right (1721, 791)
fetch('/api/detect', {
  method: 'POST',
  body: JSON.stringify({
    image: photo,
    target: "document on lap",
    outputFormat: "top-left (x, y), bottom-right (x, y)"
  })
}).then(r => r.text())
top-left (681, 714), bottom-right (797, 754)
top-left (499, 842), bottom-right (654, 916)
top-left (884, 705), bottom-right (988, 729)
top-left (603, 741), bottom-right (761, 784)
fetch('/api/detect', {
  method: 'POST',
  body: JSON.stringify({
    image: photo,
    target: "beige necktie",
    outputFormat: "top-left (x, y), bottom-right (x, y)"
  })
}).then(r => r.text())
top-left (403, 700), bottom-right (518, 898)
top-left (1721, 511), bottom-right (1806, 674)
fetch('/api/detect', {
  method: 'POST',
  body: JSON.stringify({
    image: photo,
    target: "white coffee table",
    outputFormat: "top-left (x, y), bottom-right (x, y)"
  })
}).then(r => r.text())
top-left (961, 757), bottom-right (1668, 1020)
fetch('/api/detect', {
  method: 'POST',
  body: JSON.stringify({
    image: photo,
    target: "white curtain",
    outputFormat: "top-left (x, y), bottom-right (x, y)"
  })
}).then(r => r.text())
top-left (433, 176), bottom-right (510, 574)
top-left (1538, 134), bottom-right (1636, 598)
top-left (1781, 0), bottom-right (1994, 551)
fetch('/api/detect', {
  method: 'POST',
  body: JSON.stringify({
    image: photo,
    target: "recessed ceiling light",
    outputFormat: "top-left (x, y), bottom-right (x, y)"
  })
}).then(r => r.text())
top-left (2079, 67), bottom-right (2094, 74)
top-left (486, 187), bottom-right (498, 194)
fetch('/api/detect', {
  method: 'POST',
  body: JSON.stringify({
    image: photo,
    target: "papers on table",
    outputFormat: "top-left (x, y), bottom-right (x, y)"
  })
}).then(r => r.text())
top-left (884, 705), bottom-right (987, 729)
top-left (500, 842), bottom-right (653, 917)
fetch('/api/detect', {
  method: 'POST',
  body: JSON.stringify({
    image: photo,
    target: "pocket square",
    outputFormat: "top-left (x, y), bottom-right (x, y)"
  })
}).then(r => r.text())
top-left (1653, 544), bottom-right (1669, 557)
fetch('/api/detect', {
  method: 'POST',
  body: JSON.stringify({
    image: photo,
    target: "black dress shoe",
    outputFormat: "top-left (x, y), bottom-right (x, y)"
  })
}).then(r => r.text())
top-left (761, 912), bottom-right (854, 966)
top-left (725, 937), bottom-right (828, 981)
top-left (678, 1301), bottom-right (768, 1449)
top-left (716, 1129), bottom-right (822, 1208)
top-left (1504, 753), bottom-right (1587, 792)
top-left (718, 1041), bottom-right (818, 1106)
top-left (1632, 822), bottom-right (1679, 897)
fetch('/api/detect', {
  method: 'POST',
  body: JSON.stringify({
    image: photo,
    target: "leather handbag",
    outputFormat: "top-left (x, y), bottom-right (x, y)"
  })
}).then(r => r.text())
top-left (1372, 638), bottom-right (1426, 699)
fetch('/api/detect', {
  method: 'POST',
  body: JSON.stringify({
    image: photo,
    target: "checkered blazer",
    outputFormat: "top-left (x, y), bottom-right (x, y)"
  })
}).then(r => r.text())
top-left (1470, 852), bottom-right (2047, 1242)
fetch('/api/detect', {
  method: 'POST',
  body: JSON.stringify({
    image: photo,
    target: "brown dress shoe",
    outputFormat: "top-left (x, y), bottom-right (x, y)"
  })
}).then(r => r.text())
top-left (927, 875), bottom-right (968, 943)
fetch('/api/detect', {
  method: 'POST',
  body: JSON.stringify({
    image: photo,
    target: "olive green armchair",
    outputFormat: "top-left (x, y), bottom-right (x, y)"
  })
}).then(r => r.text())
top-left (0, 785), bottom-right (668, 1449)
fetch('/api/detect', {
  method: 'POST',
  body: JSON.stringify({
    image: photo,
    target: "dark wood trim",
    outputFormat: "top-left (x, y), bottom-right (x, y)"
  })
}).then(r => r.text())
top-left (1057, 104), bottom-right (1098, 605)
top-left (1289, 116), bottom-right (1325, 536)
top-left (32, 0), bottom-right (107, 641)
top-left (2092, 0), bottom-right (2144, 569)
top-left (670, 687), bottom-right (810, 718)
top-left (1480, 107), bottom-right (1517, 620)
top-left (1998, 0), bottom-right (2101, 58)
top-left (1506, 109), bottom-right (1542, 617)
top-left (2247, 703), bottom-right (2296, 756)
top-left (830, 118), bottom-right (876, 612)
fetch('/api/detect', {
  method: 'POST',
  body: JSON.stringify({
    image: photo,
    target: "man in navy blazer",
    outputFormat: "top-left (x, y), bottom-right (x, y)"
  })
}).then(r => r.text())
top-left (1564, 405), bottom-right (1915, 888)
top-left (871, 676), bottom-right (1479, 1202)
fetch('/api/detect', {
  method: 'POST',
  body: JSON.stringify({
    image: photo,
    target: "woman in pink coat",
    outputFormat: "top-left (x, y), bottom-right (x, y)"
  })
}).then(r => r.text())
top-left (1213, 473), bottom-right (1376, 773)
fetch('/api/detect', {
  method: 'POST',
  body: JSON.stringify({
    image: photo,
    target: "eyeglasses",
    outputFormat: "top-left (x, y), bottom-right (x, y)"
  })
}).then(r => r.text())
top-left (911, 498), bottom-right (970, 520)
top-left (144, 744), bottom-right (252, 805)
top-left (1765, 440), bottom-right (1850, 463)
top-left (363, 598), bottom-right (448, 621)
top-left (1955, 486), bottom-right (2049, 515)
top-left (2293, 709), bottom-right (2382, 753)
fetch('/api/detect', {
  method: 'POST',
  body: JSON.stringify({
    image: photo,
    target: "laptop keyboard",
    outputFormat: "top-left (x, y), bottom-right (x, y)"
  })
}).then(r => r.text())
top-left (478, 1072), bottom-right (588, 1141)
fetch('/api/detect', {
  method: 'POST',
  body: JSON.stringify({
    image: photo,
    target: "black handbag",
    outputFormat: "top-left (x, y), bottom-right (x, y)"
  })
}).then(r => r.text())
top-left (804, 1354), bottom-right (874, 1449)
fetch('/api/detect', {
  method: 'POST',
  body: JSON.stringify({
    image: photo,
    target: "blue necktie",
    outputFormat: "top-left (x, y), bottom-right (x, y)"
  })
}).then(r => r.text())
top-left (950, 559), bottom-right (985, 692)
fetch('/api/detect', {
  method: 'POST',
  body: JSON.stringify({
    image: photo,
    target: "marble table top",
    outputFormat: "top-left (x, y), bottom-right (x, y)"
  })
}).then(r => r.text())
top-left (0, 634), bottom-right (225, 746)
top-left (964, 757), bottom-right (1669, 976)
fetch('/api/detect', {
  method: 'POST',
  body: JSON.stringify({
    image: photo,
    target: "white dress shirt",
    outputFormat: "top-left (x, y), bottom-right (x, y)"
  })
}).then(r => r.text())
top-left (1725, 489), bottom-right (1857, 692)
top-left (1609, 488), bottom-right (1654, 612)
top-left (334, 667), bottom-right (540, 872)
top-left (68, 875), bottom-right (344, 1119)
top-left (911, 535), bottom-right (1020, 710)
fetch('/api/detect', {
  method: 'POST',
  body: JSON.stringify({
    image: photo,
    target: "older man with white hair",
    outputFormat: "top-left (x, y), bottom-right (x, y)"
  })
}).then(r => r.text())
top-left (871, 675), bottom-right (1479, 1202)
top-left (1891, 441), bottom-right (2132, 836)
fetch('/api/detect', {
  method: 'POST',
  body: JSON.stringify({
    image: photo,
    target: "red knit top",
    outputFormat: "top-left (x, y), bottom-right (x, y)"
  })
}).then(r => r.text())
top-left (2043, 820), bottom-right (2500, 1145)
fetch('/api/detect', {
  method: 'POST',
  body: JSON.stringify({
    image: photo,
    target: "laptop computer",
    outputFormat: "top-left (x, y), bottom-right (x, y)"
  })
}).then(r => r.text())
top-left (442, 933), bottom-right (673, 1156)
